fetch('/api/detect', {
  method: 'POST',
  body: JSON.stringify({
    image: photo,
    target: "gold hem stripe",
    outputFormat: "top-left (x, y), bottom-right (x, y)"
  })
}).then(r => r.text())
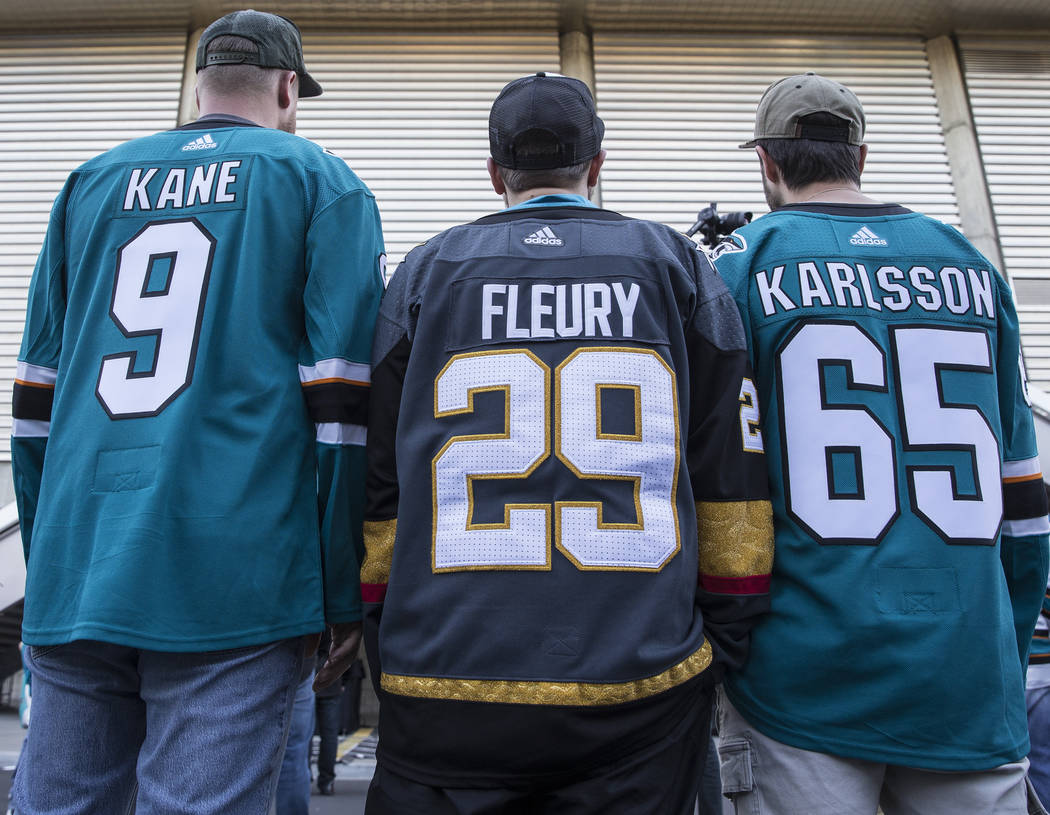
top-left (380, 640), bottom-right (712, 706)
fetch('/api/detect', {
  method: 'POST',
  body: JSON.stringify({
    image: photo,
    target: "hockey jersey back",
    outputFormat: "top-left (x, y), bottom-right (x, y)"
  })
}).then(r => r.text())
top-left (363, 200), bottom-right (773, 783)
top-left (715, 202), bottom-right (1050, 770)
top-left (13, 119), bottom-right (384, 651)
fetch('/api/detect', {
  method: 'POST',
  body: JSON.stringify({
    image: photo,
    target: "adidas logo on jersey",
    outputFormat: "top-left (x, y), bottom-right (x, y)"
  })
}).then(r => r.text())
top-left (523, 226), bottom-right (564, 246)
top-left (849, 226), bottom-right (888, 246)
top-left (181, 134), bottom-right (218, 152)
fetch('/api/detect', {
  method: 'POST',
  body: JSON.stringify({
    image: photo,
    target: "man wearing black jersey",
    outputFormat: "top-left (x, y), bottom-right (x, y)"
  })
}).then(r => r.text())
top-left (361, 72), bottom-right (773, 814)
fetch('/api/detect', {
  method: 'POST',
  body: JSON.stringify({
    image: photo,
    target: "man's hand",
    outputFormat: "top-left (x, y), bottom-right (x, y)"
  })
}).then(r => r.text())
top-left (312, 621), bottom-right (363, 691)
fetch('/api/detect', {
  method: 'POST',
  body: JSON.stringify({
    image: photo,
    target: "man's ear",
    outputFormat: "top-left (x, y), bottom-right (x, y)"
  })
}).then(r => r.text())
top-left (755, 145), bottom-right (780, 184)
top-left (858, 143), bottom-right (868, 175)
top-left (587, 150), bottom-right (606, 188)
top-left (277, 70), bottom-right (297, 109)
top-left (487, 157), bottom-right (507, 196)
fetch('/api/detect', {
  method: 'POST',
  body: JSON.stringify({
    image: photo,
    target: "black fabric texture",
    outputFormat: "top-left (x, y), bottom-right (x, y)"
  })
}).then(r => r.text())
top-left (12, 383), bottom-right (53, 421)
top-left (1005, 478), bottom-right (1050, 522)
top-left (303, 381), bottom-right (369, 425)
top-left (373, 673), bottom-right (714, 789)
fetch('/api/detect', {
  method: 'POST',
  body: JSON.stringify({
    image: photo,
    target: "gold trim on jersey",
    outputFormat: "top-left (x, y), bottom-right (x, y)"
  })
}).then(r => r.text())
top-left (595, 383), bottom-right (642, 441)
top-left (695, 500), bottom-right (774, 577)
top-left (432, 349), bottom-right (551, 573)
top-left (380, 639), bottom-right (712, 706)
top-left (361, 519), bottom-right (397, 584)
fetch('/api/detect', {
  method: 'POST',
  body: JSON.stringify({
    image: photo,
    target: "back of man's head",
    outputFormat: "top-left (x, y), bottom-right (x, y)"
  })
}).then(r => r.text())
top-left (195, 10), bottom-right (322, 102)
top-left (489, 73), bottom-right (605, 195)
top-left (742, 72), bottom-right (866, 190)
top-left (196, 34), bottom-right (274, 100)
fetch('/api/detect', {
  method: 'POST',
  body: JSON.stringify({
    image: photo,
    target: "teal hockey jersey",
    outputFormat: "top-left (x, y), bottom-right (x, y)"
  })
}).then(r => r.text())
top-left (715, 202), bottom-right (1050, 770)
top-left (12, 116), bottom-right (385, 651)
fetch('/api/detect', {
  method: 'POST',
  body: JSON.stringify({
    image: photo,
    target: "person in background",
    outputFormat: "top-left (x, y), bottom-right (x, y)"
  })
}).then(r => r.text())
top-left (314, 630), bottom-right (344, 796)
top-left (711, 71), bottom-right (1050, 815)
top-left (9, 10), bottom-right (383, 813)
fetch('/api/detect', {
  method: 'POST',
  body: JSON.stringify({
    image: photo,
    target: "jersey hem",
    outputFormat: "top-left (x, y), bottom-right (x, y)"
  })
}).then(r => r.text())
top-left (373, 672), bottom-right (713, 787)
top-left (21, 617), bottom-right (325, 653)
top-left (724, 684), bottom-right (1029, 771)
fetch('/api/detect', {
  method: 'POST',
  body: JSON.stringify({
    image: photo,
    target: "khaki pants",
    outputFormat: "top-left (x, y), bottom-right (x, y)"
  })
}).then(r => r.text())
top-left (715, 686), bottom-right (1041, 815)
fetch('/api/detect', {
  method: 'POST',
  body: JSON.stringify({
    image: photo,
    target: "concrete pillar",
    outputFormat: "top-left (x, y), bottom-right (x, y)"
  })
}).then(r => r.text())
top-left (559, 2), bottom-right (601, 207)
top-left (926, 35), bottom-right (1006, 277)
top-left (559, 30), bottom-right (596, 97)
top-left (177, 27), bottom-right (204, 126)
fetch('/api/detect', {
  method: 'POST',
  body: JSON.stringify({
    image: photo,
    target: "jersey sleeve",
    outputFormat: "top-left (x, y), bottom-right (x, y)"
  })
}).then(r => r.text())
top-left (360, 260), bottom-right (414, 691)
top-left (12, 179), bottom-right (72, 560)
top-left (995, 275), bottom-right (1050, 668)
top-left (686, 247), bottom-right (774, 676)
top-left (300, 187), bottom-right (385, 625)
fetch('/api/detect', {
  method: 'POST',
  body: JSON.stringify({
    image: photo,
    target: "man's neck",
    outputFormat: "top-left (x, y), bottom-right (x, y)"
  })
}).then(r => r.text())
top-left (197, 100), bottom-right (273, 130)
top-left (784, 182), bottom-right (880, 206)
top-left (504, 185), bottom-right (590, 208)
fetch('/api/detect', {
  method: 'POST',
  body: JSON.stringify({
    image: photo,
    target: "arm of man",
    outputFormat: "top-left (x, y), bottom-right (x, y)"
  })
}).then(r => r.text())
top-left (358, 264), bottom-right (413, 696)
top-left (11, 179), bottom-right (73, 560)
top-left (686, 247), bottom-right (774, 678)
top-left (996, 275), bottom-right (1050, 670)
top-left (299, 186), bottom-right (385, 690)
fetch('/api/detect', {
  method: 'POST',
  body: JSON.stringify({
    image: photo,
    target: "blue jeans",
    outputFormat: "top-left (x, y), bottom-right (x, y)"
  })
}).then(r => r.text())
top-left (1029, 685), bottom-right (1050, 809)
top-left (13, 637), bottom-right (305, 815)
top-left (275, 672), bottom-right (315, 815)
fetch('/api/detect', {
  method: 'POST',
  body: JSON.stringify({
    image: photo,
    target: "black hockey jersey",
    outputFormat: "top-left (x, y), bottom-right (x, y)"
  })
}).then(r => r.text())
top-left (363, 196), bottom-right (773, 784)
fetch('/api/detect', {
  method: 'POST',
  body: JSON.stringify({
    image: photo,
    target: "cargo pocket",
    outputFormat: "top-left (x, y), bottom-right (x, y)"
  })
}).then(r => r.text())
top-left (719, 737), bottom-right (760, 815)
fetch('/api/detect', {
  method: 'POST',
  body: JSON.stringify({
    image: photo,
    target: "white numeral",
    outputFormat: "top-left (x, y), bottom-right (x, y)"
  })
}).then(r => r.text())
top-left (893, 326), bottom-right (1001, 541)
top-left (433, 351), bottom-right (550, 570)
top-left (96, 220), bottom-right (214, 418)
top-left (556, 349), bottom-right (680, 570)
top-left (780, 323), bottom-right (897, 541)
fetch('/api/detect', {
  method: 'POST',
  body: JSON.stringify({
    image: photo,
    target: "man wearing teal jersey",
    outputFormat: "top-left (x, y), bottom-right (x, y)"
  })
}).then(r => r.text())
top-left (10, 10), bottom-right (384, 814)
top-left (711, 73), bottom-right (1050, 814)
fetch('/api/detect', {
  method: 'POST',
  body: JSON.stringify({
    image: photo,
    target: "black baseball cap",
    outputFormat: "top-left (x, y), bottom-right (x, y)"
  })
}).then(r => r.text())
top-left (489, 72), bottom-right (605, 170)
top-left (196, 9), bottom-right (322, 98)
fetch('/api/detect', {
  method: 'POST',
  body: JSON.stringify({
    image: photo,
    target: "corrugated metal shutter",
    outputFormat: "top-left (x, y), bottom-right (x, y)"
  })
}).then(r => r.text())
top-left (958, 39), bottom-right (1050, 387)
top-left (593, 34), bottom-right (959, 235)
top-left (0, 33), bottom-right (185, 462)
top-left (297, 32), bottom-right (561, 272)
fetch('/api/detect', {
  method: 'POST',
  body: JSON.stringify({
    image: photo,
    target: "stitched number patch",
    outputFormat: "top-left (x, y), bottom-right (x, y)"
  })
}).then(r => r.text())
top-left (777, 321), bottom-right (1001, 545)
top-left (96, 219), bottom-right (215, 419)
top-left (432, 347), bottom-right (680, 572)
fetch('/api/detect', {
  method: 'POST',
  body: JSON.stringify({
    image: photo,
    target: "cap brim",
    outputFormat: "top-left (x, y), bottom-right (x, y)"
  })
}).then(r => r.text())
top-left (300, 72), bottom-right (322, 98)
top-left (739, 138), bottom-right (759, 149)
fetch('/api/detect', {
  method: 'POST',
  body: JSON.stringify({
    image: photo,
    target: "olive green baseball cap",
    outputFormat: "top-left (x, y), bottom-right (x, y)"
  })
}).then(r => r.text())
top-left (740, 72), bottom-right (865, 148)
top-left (196, 9), bottom-right (322, 98)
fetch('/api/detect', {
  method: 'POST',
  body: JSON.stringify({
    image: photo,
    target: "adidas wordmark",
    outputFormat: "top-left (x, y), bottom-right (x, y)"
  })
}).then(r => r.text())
top-left (850, 226), bottom-right (888, 246)
top-left (524, 226), bottom-right (564, 246)
top-left (182, 134), bottom-right (218, 152)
